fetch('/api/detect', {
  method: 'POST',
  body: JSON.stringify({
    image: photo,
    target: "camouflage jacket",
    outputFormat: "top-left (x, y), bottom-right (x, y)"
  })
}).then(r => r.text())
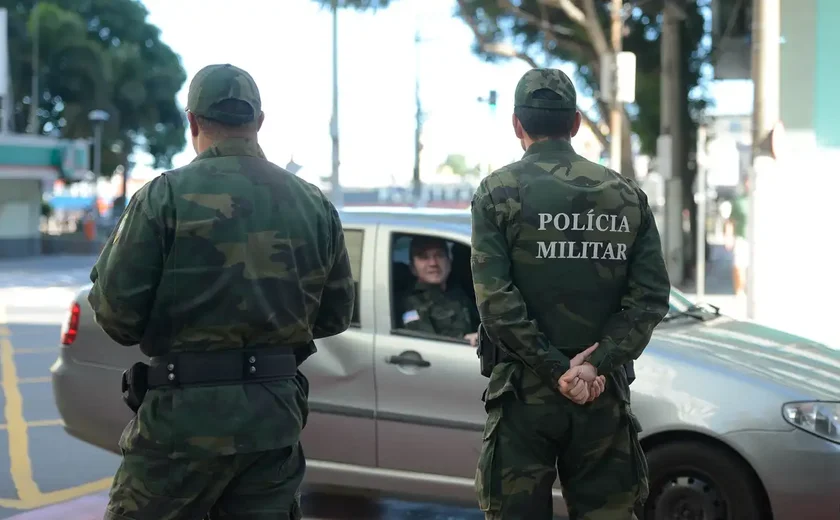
top-left (398, 281), bottom-right (479, 338)
top-left (470, 139), bottom-right (670, 403)
top-left (88, 137), bottom-right (355, 457)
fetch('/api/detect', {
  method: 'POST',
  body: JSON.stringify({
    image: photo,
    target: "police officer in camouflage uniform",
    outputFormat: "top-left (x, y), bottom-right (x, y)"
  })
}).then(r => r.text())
top-left (89, 63), bottom-right (355, 520)
top-left (470, 68), bottom-right (671, 519)
top-left (398, 236), bottom-right (480, 345)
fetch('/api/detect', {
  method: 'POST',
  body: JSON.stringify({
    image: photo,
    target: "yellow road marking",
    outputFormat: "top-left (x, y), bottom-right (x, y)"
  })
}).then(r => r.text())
top-left (13, 348), bottom-right (56, 355)
top-left (27, 419), bottom-right (62, 428)
top-left (18, 377), bottom-right (51, 384)
top-left (0, 327), bottom-right (113, 509)
top-left (1, 335), bottom-right (39, 503)
top-left (0, 419), bottom-right (64, 430)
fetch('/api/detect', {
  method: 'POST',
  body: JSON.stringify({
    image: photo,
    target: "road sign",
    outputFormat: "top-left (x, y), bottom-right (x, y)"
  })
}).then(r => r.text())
top-left (616, 52), bottom-right (636, 103)
top-left (657, 134), bottom-right (673, 180)
top-left (600, 51), bottom-right (636, 104)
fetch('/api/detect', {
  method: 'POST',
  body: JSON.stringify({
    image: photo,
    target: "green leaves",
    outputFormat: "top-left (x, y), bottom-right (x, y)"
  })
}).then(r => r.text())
top-left (3, 0), bottom-right (187, 176)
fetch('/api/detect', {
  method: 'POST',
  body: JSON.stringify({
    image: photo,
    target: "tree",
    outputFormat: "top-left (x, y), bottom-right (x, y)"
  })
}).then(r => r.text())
top-left (3, 0), bottom-right (187, 178)
top-left (439, 153), bottom-right (479, 175)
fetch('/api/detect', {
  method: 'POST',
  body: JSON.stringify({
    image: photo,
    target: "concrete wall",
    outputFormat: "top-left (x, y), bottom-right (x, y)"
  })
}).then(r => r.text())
top-left (0, 135), bottom-right (91, 258)
top-left (813, 0), bottom-right (840, 148)
top-left (749, 0), bottom-right (840, 346)
top-left (0, 179), bottom-right (42, 257)
top-left (780, 0), bottom-right (840, 150)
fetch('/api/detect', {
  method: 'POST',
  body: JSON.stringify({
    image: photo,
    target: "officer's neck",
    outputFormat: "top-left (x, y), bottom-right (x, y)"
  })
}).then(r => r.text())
top-left (194, 133), bottom-right (258, 155)
top-left (524, 135), bottom-right (571, 151)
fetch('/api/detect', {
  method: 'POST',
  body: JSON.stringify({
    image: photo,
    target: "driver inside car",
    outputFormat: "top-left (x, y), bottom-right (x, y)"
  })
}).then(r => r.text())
top-left (397, 236), bottom-right (480, 346)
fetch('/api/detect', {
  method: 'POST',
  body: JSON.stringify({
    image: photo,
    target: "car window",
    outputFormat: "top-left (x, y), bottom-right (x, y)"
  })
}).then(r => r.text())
top-left (390, 232), bottom-right (476, 343)
top-left (343, 227), bottom-right (364, 327)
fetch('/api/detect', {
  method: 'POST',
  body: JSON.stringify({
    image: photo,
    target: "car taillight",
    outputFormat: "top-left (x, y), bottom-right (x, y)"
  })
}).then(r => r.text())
top-left (61, 302), bottom-right (80, 346)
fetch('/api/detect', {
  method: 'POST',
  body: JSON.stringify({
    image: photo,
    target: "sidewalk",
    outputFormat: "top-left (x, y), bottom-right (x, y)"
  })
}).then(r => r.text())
top-left (677, 244), bottom-right (745, 319)
top-left (679, 244), bottom-right (835, 346)
top-left (0, 255), bottom-right (97, 315)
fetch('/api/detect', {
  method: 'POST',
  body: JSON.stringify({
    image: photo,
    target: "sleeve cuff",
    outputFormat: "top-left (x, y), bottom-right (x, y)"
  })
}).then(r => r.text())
top-left (586, 344), bottom-right (611, 375)
top-left (547, 359), bottom-right (571, 387)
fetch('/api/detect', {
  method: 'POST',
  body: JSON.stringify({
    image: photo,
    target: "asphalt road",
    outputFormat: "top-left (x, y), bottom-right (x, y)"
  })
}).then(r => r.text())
top-left (0, 256), bottom-right (118, 518)
top-left (0, 256), bottom-right (485, 520)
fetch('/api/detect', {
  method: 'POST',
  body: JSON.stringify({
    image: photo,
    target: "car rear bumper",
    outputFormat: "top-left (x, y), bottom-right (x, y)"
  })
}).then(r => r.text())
top-left (50, 350), bottom-right (130, 455)
top-left (724, 428), bottom-right (840, 519)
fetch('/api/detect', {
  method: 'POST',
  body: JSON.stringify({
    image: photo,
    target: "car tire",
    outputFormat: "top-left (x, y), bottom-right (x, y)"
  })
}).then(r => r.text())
top-left (638, 441), bottom-right (766, 520)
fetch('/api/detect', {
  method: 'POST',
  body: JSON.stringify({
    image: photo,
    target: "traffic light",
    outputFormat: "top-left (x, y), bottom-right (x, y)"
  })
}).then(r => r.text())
top-left (488, 90), bottom-right (497, 107)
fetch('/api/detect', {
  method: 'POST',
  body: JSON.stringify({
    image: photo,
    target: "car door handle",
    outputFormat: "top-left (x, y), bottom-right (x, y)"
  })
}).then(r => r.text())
top-left (386, 352), bottom-right (431, 368)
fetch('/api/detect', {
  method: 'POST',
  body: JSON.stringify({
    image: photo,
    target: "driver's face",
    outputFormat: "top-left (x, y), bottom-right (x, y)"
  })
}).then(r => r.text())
top-left (411, 245), bottom-right (451, 285)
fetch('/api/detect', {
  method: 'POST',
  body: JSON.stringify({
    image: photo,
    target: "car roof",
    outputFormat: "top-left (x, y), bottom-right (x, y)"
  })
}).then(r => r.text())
top-left (338, 206), bottom-right (472, 233)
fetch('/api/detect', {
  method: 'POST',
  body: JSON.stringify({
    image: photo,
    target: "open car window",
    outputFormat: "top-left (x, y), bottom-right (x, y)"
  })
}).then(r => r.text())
top-left (343, 227), bottom-right (364, 327)
top-left (389, 232), bottom-right (478, 344)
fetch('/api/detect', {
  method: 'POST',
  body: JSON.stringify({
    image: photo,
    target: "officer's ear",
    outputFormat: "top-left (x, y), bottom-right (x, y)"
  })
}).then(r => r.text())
top-left (187, 111), bottom-right (200, 138)
top-left (513, 114), bottom-right (524, 140)
top-left (569, 111), bottom-right (582, 138)
top-left (257, 111), bottom-right (265, 131)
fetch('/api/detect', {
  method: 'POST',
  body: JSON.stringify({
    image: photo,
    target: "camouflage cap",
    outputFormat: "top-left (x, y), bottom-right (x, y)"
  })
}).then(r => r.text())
top-left (514, 68), bottom-right (576, 110)
top-left (186, 64), bottom-right (262, 125)
top-left (410, 235), bottom-right (449, 259)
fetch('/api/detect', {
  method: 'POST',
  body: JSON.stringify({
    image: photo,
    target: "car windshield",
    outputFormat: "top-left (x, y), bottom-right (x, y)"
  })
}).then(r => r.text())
top-left (668, 288), bottom-right (696, 314)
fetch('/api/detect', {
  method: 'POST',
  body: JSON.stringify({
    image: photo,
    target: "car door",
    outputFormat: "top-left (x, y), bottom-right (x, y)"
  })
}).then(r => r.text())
top-left (372, 225), bottom-right (488, 479)
top-left (300, 224), bottom-right (378, 468)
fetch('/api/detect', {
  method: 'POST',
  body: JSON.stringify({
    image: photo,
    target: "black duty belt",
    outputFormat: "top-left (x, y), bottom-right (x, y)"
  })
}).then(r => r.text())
top-left (147, 350), bottom-right (298, 388)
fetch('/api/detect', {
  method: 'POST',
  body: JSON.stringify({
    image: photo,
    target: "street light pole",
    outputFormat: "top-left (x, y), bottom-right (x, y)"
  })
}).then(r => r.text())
top-left (609, 0), bottom-right (623, 173)
top-left (87, 109), bottom-right (110, 212)
top-left (93, 122), bottom-right (102, 175)
top-left (28, 0), bottom-right (40, 134)
top-left (412, 29), bottom-right (423, 207)
top-left (329, 0), bottom-right (343, 208)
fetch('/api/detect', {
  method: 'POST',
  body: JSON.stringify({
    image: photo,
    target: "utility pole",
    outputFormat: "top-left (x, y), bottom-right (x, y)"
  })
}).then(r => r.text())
top-left (412, 29), bottom-right (423, 207)
top-left (747, 0), bottom-right (780, 319)
top-left (329, 0), bottom-right (343, 208)
top-left (0, 8), bottom-right (10, 134)
top-left (658, 0), bottom-right (684, 286)
top-left (609, 0), bottom-right (623, 173)
top-left (694, 124), bottom-right (708, 301)
top-left (28, 0), bottom-right (39, 134)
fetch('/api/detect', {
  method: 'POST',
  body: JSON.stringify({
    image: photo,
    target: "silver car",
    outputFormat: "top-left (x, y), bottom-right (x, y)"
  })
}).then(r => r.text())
top-left (52, 208), bottom-right (840, 519)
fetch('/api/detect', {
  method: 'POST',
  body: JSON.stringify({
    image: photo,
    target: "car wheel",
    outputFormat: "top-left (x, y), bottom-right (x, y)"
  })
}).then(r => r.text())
top-left (638, 441), bottom-right (766, 520)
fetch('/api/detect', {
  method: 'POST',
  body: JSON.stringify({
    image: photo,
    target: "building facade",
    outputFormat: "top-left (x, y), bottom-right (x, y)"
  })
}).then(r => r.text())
top-left (0, 135), bottom-right (90, 258)
top-left (712, 0), bottom-right (839, 345)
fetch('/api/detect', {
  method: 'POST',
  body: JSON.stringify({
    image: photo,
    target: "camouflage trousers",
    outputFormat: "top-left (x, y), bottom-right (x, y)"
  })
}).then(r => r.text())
top-left (104, 442), bottom-right (305, 520)
top-left (475, 388), bottom-right (648, 520)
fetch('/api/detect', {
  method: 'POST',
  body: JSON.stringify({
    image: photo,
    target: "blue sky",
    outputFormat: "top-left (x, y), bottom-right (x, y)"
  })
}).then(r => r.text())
top-left (135, 0), bottom-right (751, 187)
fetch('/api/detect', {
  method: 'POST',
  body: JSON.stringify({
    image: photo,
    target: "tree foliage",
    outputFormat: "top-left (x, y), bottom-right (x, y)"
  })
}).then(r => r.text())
top-left (439, 153), bottom-right (479, 175)
top-left (3, 0), bottom-right (187, 176)
top-left (313, 0), bottom-right (710, 175)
